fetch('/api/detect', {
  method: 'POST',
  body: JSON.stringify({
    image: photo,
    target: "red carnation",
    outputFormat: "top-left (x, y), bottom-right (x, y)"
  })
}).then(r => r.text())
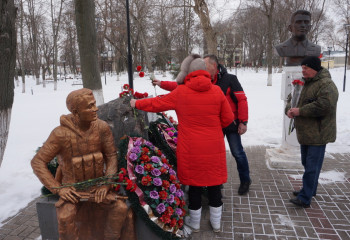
top-left (174, 197), bottom-right (180, 206)
top-left (165, 206), bottom-right (174, 216)
top-left (114, 185), bottom-right (121, 192)
top-left (144, 163), bottom-right (154, 172)
top-left (175, 183), bottom-right (181, 189)
top-left (133, 92), bottom-right (141, 99)
top-left (126, 179), bottom-right (136, 192)
top-left (160, 213), bottom-right (171, 224)
top-left (120, 168), bottom-right (127, 174)
top-left (141, 176), bottom-right (152, 186)
top-left (161, 158), bottom-right (168, 164)
top-left (159, 190), bottom-right (168, 200)
top-left (144, 92), bottom-right (148, 97)
top-left (140, 154), bottom-right (150, 162)
top-left (162, 180), bottom-right (170, 189)
top-left (178, 219), bottom-right (184, 228)
top-left (179, 200), bottom-right (186, 207)
top-left (160, 167), bottom-right (167, 174)
top-left (136, 66), bottom-right (142, 71)
top-left (142, 147), bottom-right (149, 154)
top-left (170, 218), bottom-right (177, 227)
top-left (123, 84), bottom-right (130, 90)
top-left (118, 173), bottom-right (124, 182)
top-left (139, 71), bottom-right (145, 77)
top-left (169, 175), bottom-right (177, 182)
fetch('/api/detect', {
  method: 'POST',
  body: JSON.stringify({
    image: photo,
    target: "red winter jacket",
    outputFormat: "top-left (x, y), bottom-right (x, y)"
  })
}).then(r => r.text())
top-left (136, 70), bottom-right (234, 186)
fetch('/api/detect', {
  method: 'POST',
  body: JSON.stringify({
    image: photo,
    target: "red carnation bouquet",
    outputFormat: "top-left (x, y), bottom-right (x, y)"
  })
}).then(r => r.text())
top-left (289, 79), bottom-right (304, 134)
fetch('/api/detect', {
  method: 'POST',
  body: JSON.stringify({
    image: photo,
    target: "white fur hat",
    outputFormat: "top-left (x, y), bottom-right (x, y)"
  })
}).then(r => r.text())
top-left (176, 54), bottom-right (205, 84)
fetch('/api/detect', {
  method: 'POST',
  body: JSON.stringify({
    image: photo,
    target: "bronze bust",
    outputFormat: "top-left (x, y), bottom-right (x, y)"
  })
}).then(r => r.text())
top-left (275, 10), bottom-right (321, 66)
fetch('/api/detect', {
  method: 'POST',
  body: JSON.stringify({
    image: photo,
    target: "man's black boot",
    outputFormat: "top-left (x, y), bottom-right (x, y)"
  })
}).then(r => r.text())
top-left (293, 190), bottom-right (316, 197)
top-left (238, 180), bottom-right (251, 195)
top-left (289, 197), bottom-right (310, 208)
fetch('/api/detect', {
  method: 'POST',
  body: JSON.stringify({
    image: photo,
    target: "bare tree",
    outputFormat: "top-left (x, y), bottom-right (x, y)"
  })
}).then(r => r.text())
top-left (61, 2), bottom-right (79, 76)
top-left (261, 0), bottom-right (274, 86)
top-left (51, 0), bottom-right (64, 90)
top-left (0, 0), bottom-right (16, 166)
top-left (26, 0), bottom-right (42, 85)
top-left (193, 0), bottom-right (217, 55)
top-left (332, 0), bottom-right (350, 64)
top-left (74, 0), bottom-right (104, 105)
top-left (19, 0), bottom-right (26, 93)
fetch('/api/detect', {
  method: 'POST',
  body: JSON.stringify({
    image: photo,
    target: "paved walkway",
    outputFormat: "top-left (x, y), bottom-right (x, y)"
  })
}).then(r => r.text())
top-left (1, 146), bottom-right (350, 240)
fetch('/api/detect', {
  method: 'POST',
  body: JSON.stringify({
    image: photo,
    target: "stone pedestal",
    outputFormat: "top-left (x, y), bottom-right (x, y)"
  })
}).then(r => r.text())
top-left (36, 196), bottom-right (59, 240)
top-left (36, 197), bottom-right (162, 240)
top-left (266, 66), bottom-right (303, 170)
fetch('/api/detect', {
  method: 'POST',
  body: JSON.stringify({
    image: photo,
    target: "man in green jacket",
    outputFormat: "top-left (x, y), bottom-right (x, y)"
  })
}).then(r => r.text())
top-left (285, 56), bottom-right (338, 208)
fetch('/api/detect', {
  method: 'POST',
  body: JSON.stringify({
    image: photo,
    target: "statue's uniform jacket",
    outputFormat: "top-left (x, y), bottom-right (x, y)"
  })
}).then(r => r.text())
top-left (31, 114), bottom-right (117, 192)
top-left (275, 38), bottom-right (321, 57)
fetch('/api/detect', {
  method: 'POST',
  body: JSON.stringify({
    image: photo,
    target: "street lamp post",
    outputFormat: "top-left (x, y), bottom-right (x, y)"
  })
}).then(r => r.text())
top-left (62, 60), bottom-right (66, 82)
top-left (344, 24), bottom-right (350, 92)
top-left (102, 52), bottom-right (107, 85)
top-left (327, 46), bottom-right (332, 70)
top-left (126, 0), bottom-right (133, 89)
top-left (217, 45), bottom-right (220, 62)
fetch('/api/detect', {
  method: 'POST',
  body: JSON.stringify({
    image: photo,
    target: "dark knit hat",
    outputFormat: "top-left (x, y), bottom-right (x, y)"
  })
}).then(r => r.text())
top-left (301, 56), bottom-right (322, 72)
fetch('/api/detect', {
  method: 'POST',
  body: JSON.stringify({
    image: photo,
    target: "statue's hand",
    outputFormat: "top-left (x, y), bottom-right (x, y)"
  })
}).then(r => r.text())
top-left (58, 187), bottom-right (81, 204)
top-left (92, 185), bottom-right (110, 203)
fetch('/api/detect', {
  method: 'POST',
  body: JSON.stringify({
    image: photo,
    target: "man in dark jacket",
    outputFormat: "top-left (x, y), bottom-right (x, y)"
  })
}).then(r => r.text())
top-left (204, 54), bottom-right (251, 195)
top-left (286, 56), bottom-right (338, 208)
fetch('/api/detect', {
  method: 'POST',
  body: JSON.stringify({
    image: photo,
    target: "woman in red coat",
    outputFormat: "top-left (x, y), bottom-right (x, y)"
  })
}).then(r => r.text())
top-left (130, 54), bottom-right (234, 233)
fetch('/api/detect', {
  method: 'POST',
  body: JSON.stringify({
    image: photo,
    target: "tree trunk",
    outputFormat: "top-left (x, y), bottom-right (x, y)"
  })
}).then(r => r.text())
top-left (27, 0), bottom-right (40, 85)
top-left (262, 0), bottom-right (274, 86)
top-left (193, 0), bottom-right (217, 55)
top-left (51, 0), bottom-right (64, 91)
top-left (74, 0), bottom-right (104, 105)
top-left (20, 0), bottom-right (25, 93)
top-left (0, 0), bottom-right (16, 166)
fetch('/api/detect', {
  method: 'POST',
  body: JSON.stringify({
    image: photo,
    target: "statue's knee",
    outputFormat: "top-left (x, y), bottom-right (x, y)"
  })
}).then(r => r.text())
top-left (57, 203), bottom-right (77, 224)
top-left (112, 199), bottom-right (128, 213)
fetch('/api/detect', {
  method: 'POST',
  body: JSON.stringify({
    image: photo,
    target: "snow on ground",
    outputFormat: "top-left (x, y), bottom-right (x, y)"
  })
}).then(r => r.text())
top-left (0, 67), bottom-right (349, 225)
top-left (289, 170), bottom-right (347, 184)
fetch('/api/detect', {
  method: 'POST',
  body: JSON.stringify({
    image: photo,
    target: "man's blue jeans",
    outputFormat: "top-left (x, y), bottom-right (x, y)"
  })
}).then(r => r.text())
top-left (298, 144), bottom-right (326, 205)
top-left (225, 131), bottom-right (250, 183)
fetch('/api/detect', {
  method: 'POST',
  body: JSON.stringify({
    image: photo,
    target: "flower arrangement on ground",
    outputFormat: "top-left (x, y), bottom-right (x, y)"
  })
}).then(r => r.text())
top-left (119, 136), bottom-right (186, 239)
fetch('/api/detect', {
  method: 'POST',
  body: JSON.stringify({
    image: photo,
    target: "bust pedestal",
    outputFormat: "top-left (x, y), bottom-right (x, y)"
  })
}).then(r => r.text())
top-left (266, 66), bottom-right (303, 169)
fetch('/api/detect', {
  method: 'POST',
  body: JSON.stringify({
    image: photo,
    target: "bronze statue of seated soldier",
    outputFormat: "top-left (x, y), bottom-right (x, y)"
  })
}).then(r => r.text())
top-left (31, 88), bottom-right (136, 240)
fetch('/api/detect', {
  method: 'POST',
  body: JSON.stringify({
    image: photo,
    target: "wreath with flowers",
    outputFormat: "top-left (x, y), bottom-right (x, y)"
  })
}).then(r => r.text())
top-left (148, 115), bottom-right (178, 169)
top-left (118, 136), bottom-right (186, 240)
